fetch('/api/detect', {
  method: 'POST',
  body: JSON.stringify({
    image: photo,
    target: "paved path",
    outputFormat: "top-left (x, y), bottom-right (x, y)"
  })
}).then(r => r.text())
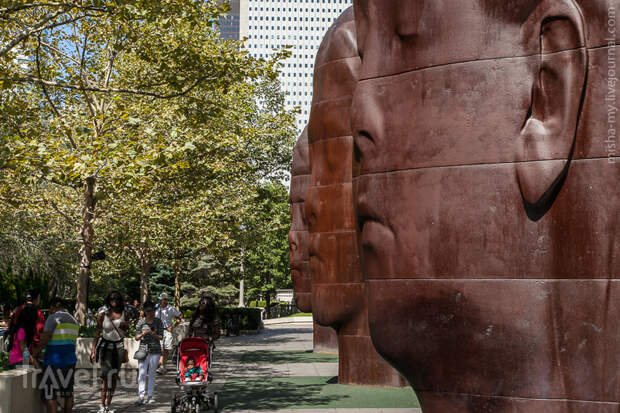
top-left (74, 322), bottom-right (421, 413)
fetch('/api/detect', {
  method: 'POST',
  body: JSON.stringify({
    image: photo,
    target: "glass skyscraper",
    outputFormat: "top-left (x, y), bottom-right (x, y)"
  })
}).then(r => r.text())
top-left (218, 0), bottom-right (353, 131)
top-left (219, 0), bottom-right (241, 40)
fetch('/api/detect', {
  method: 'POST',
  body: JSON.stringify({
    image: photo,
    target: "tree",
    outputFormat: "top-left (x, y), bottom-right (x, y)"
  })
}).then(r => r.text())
top-left (1, 1), bottom-right (296, 324)
top-left (242, 181), bottom-right (292, 316)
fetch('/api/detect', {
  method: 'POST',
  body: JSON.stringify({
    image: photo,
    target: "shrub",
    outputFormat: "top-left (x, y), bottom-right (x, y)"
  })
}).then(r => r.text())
top-left (218, 307), bottom-right (262, 331)
top-left (78, 325), bottom-right (97, 338)
top-left (0, 352), bottom-right (9, 372)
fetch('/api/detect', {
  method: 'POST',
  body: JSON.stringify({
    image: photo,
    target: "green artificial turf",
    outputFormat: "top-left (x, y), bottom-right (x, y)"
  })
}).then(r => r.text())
top-left (240, 350), bottom-right (338, 364)
top-left (220, 376), bottom-right (419, 411)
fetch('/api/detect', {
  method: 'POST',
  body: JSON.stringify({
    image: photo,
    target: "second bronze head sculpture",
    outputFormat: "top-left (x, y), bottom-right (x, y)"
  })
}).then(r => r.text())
top-left (289, 126), bottom-right (339, 354)
top-left (353, 0), bottom-right (619, 411)
top-left (305, 7), bottom-right (406, 386)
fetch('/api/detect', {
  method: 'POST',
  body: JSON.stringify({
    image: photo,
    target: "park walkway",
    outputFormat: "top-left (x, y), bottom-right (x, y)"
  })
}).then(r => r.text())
top-left (74, 321), bottom-right (421, 413)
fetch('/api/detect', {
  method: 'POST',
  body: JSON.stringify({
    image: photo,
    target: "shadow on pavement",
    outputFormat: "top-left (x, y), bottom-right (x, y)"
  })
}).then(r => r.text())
top-left (220, 326), bottom-right (314, 349)
top-left (220, 377), bottom-right (347, 411)
top-left (240, 350), bottom-right (338, 364)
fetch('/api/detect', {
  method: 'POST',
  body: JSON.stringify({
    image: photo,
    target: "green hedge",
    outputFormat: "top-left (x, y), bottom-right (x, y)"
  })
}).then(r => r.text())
top-left (0, 352), bottom-right (9, 372)
top-left (218, 307), bottom-right (262, 331)
top-left (248, 300), bottom-right (267, 308)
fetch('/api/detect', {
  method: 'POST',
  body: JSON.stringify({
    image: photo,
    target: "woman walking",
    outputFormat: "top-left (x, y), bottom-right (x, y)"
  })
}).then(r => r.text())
top-left (7, 305), bottom-right (39, 368)
top-left (90, 291), bottom-right (128, 413)
top-left (135, 301), bottom-right (164, 405)
top-left (188, 296), bottom-right (220, 342)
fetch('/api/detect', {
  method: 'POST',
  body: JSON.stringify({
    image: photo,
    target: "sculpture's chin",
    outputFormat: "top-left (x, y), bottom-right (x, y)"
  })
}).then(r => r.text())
top-left (294, 293), bottom-right (312, 313)
top-left (312, 283), bottom-right (365, 328)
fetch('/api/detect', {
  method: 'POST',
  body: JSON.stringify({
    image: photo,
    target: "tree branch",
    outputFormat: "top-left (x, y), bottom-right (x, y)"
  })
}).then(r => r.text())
top-left (4, 75), bottom-right (216, 99)
top-left (35, 34), bottom-right (79, 150)
top-left (46, 199), bottom-right (78, 227)
top-left (0, 9), bottom-right (68, 58)
top-left (0, 3), bottom-right (108, 16)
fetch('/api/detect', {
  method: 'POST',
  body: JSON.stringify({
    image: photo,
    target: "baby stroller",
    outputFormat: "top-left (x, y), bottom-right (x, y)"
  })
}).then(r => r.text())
top-left (172, 337), bottom-right (219, 413)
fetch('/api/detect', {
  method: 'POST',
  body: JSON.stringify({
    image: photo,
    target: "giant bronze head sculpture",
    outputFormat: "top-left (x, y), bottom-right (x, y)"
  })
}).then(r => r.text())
top-left (289, 127), bottom-right (312, 313)
top-left (306, 7), bottom-right (406, 386)
top-left (353, 0), bottom-right (619, 410)
top-left (289, 127), bottom-right (339, 353)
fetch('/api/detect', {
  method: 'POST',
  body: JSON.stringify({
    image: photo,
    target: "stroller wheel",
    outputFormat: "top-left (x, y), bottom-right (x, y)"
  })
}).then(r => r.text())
top-left (171, 396), bottom-right (177, 413)
top-left (212, 393), bottom-right (220, 412)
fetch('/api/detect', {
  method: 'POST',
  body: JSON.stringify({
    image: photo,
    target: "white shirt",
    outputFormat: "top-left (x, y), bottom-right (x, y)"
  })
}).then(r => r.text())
top-left (155, 305), bottom-right (181, 329)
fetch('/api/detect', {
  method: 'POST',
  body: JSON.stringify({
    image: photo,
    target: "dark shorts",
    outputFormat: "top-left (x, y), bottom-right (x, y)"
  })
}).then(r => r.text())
top-left (41, 365), bottom-right (75, 400)
top-left (99, 344), bottom-right (124, 380)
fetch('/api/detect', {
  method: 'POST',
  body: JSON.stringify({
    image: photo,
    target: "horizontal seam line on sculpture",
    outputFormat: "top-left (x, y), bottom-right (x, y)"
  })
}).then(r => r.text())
top-left (367, 278), bottom-right (620, 282)
top-left (314, 55), bottom-right (360, 72)
top-left (311, 95), bottom-right (353, 107)
top-left (309, 230), bottom-right (355, 234)
top-left (358, 156), bottom-right (619, 176)
top-left (417, 391), bottom-right (620, 405)
top-left (309, 182), bottom-right (353, 189)
top-left (358, 45), bottom-right (597, 82)
top-left (309, 134), bottom-right (353, 143)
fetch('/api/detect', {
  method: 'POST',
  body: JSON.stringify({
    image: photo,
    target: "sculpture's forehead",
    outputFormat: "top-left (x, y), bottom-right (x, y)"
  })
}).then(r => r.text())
top-left (355, 0), bottom-right (619, 80)
top-left (355, 0), bottom-right (526, 79)
top-left (315, 7), bottom-right (358, 69)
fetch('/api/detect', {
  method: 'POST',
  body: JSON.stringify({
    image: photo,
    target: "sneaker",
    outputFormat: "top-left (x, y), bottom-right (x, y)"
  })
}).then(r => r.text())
top-left (97, 405), bottom-right (106, 413)
top-left (147, 398), bottom-right (156, 404)
top-left (135, 398), bottom-right (145, 406)
top-left (157, 366), bottom-right (166, 374)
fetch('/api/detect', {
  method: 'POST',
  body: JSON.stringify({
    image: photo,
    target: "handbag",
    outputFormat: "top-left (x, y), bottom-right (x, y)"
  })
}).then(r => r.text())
top-left (110, 315), bottom-right (129, 364)
top-left (133, 347), bottom-right (148, 361)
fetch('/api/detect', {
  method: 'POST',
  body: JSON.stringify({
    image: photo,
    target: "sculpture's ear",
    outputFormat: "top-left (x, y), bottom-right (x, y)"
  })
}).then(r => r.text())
top-left (516, 0), bottom-right (587, 221)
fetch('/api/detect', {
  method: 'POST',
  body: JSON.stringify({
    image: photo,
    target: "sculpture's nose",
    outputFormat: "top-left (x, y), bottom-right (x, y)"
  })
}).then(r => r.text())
top-left (304, 186), bottom-right (319, 233)
top-left (351, 85), bottom-right (381, 174)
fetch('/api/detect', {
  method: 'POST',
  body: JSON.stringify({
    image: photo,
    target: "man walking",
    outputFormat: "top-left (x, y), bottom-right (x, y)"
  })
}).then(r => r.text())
top-left (33, 297), bottom-right (79, 413)
top-left (155, 293), bottom-right (182, 374)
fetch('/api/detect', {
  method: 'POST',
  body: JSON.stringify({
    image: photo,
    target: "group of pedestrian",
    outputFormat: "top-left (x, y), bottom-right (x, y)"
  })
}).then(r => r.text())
top-left (3, 289), bottom-right (220, 413)
top-left (6, 289), bottom-right (79, 413)
top-left (89, 291), bottom-right (184, 411)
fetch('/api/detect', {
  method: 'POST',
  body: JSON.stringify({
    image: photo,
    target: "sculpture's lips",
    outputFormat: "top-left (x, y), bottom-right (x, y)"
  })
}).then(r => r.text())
top-left (290, 268), bottom-right (301, 280)
top-left (356, 191), bottom-right (385, 239)
top-left (290, 269), bottom-right (310, 292)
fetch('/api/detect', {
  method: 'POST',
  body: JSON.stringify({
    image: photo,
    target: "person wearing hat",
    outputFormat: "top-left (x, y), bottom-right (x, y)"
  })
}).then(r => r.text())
top-left (134, 301), bottom-right (163, 405)
top-left (154, 292), bottom-right (182, 374)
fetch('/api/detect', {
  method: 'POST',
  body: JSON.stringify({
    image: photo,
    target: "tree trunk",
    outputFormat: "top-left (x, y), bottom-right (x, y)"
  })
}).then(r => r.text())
top-left (139, 252), bottom-right (150, 305)
top-left (174, 261), bottom-right (182, 308)
top-left (238, 248), bottom-right (245, 307)
top-left (238, 279), bottom-right (245, 307)
top-left (75, 176), bottom-right (96, 326)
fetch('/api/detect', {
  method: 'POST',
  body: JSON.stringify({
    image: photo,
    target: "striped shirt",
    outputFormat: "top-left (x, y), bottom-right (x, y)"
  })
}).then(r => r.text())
top-left (43, 310), bottom-right (78, 367)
